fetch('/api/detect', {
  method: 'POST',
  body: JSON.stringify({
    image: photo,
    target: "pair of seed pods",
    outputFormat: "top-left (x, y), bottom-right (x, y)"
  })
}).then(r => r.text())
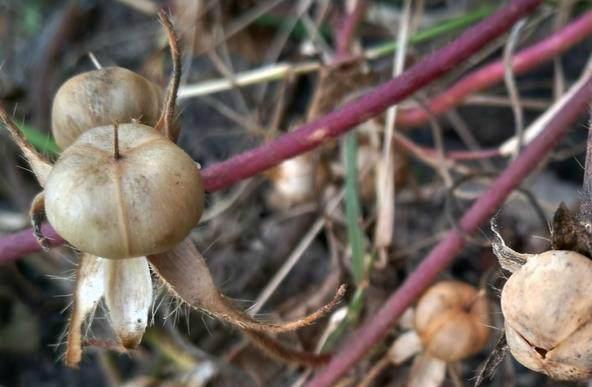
top-left (48, 66), bottom-right (203, 259)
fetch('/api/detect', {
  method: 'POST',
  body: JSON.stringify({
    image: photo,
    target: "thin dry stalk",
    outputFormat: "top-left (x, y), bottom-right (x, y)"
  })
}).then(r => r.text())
top-left (155, 10), bottom-right (182, 141)
top-left (503, 19), bottom-right (527, 158)
top-left (374, 0), bottom-right (412, 259)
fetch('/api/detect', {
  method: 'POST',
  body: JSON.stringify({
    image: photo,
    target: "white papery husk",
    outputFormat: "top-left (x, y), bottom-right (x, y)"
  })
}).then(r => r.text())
top-left (104, 256), bottom-right (153, 348)
top-left (66, 254), bottom-right (106, 366)
top-left (408, 353), bottom-right (447, 387)
top-left (388, 330), bottom-right (423, 365)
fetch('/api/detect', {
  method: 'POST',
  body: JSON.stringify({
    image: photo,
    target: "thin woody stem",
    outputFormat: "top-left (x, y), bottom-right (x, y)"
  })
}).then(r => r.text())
top-left (397, 10), bottom-right (592, 128)
top-left (157, 10), bottom-right (182, 142)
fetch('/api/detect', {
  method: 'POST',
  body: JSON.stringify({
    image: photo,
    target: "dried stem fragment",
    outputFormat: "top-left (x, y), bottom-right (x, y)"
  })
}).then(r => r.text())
top-left (156, 10), bottom-right (182, 142)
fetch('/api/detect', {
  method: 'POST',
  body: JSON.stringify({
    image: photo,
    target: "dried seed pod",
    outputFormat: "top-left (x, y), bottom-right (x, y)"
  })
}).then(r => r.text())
top-left (415, 281), bottom-right (490, 362)
top-left (501, 250), bottom-right (592, 380)
top-left (266, 153), bottom-right (328, 209)
top-left (51, 67), bottom-right (163, 149)
top-left (45, 123), bottom-right (203, 259)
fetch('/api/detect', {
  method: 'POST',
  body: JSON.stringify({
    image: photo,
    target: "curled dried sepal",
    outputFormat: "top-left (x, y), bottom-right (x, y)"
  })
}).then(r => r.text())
top-left (408, 354), bottom-right (447, 387)
top-left (149, 238), bottom-right (344, 334)
top-left (104, 257), bottom-right (152, 348)
top-left (66, 254), bottom-right (105, 367)
top-left (148, 238), bottom-right (343, 366)
top-left (0, 108), bottom-right (52, 186)
top-left (490, 219), bottom-right (531, 273)
top-left (388, 330), bottom-right (422, 365)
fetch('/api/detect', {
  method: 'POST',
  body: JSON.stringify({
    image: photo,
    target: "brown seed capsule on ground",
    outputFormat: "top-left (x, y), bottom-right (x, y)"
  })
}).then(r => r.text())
top-left (501, 250), bottom-right (592, 380)
top-left (45, 123), bottom-right (204, 259)
top-left (415, 281), bottom-right (490, 362)
top-left (51, 67), bottom-right (163, 149)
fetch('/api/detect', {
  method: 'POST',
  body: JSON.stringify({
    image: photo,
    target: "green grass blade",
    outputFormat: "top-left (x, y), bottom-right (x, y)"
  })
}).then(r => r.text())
top-left (16, 123), bottom-right (59, 156)
top-left (343, 132), bottom-right (366, 285)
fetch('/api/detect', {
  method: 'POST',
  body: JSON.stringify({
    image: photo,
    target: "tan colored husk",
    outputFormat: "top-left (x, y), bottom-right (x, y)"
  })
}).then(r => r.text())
top-left (0, 109), bottom-right (52, 186)
top-left (104, 257), bottom-right (152, 349)
top-left (51, 67), bottom-right (163, 149)
top-left (65, 254), bottom-right (105, 367)
top-left (414, 281), bottom-right (490, 362)
top-left (45, 123), bottom-right (204, 259)
top-left (501, 250), bottom-right (592, 380)
top-left (266, 152), bottom-right (328, 210)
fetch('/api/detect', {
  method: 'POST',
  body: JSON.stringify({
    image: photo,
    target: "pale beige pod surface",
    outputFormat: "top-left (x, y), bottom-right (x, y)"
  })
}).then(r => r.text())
top-left (51, 67), bottom-right (162, 149)
top-left (501, 250), bottom-right (592, 380)
top-left (45, 123), bottom-right (203, 259)
top-left (415, 281), bottom-right (490, 362)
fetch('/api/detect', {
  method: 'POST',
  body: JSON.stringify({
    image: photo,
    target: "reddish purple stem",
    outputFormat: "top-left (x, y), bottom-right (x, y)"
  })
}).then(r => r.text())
top-left (307, 73), bottom-right (592, 387)
top-left (397, 10), bottom-right (592, 128)
top-left (0, 224), bottom-right (64, 261)
top-left (200, 0), bottom-right (541, 191)
top-left (0, 1), bottom-right (540, 259)
top-left (333, 0), bottom-right (368, 61)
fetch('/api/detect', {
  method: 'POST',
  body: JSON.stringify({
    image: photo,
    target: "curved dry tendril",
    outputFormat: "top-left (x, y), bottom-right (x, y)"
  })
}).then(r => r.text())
top-left (156, 10), bottom-right (182, 142)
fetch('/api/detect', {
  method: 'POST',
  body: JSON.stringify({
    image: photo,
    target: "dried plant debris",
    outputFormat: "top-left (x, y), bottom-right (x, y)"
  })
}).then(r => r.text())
top-left (551, 203), bottom-right (592, 258)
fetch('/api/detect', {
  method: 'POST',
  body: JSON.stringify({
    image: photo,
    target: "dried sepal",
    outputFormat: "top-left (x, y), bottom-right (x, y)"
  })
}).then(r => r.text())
top-left (388, 330), bottom-right (423, 365)
top-left (66, 254), bottom-right (106, 367)
top-left (490, 219), bottom-right (530, 273)
top-left (155, 10), bottom-right (181, 142)
top-left (148, 238), bottom-right (343, 366)
top-left (104, 256), bottom-right (152, 348)
top-left (148, 238), bottom-right (344, 334)
top-left (0, 108), bottom-right (52, 186)
top-left (408, 354), bottom-right (447, 387)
